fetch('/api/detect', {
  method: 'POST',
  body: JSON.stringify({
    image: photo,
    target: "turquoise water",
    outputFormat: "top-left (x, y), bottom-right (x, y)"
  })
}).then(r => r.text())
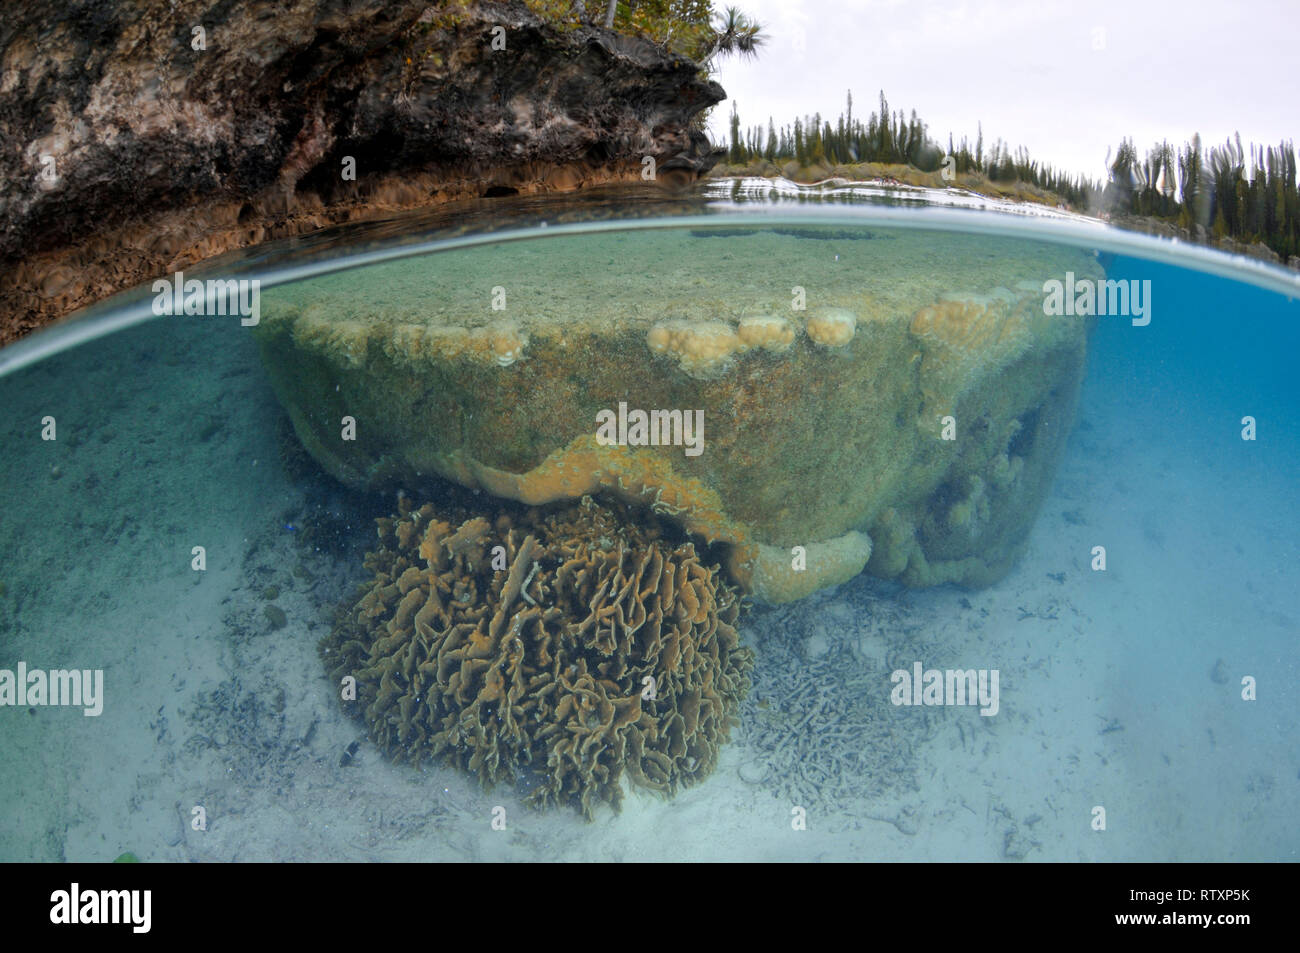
top-left (0, 191), bottom-right (1296, 861)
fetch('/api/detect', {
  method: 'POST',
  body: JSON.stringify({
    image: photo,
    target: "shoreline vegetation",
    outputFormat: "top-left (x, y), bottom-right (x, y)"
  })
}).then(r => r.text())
top-left (528, 5), bottom-right (1297, 268)
top-left (712, 93), bottom-right (1299, 269)
top-left (523, 1), bottom-right (764, 64)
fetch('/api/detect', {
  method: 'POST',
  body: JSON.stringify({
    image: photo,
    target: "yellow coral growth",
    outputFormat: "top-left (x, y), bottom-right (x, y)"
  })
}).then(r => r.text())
top-left (369, 320), bottom-right (529, 367)
top-left (472, 322), bottom-right (529, 366)
top-left (730, 532), bottom-right (873, 605)
top-left (322, 497), bottom-right (753, 818)
top-left (909, 289), bottom-right (1038, 419)
top-left (806, 308), bottom-right (857, 348)
top-left (646, 319), bottom-right (741, 378)
top-left (461, 434), bottom-right (751, 554)
top-left (737, 315), bottom-right (796, 353)
top-left (292, 314), bottom-right (373, 369)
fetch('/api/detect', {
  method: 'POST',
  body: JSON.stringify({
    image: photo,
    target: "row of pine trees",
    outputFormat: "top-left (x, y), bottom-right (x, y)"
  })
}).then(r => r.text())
top-left (1105, 134), bottom-right (1299, 259)
top-left (725, 91), bottom-right (1299, 261)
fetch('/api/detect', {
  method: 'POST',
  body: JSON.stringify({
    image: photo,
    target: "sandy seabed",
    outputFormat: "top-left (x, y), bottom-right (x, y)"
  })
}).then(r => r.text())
top-left (0, 309), bottom-right (1295, 863)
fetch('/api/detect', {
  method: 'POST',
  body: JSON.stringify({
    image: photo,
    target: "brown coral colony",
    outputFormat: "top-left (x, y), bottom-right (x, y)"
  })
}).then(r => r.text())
top-left (322, 495), bottom-right (753, 819)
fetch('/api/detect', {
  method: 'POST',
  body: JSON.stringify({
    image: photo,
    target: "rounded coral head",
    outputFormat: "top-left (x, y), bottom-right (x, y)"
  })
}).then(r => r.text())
top-left (737, 314), bottom-right (796, 352)
top-left (806, 308), bottom-right (857, 347)
top-left (646, 319), bottom-right (741, 378)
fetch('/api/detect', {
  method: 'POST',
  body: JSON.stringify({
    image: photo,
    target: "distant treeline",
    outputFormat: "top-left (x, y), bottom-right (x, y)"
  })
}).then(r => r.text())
top-left (1106, 135), bottom-right (1299, 259)
top-left (725, 91), bottom-right (1299, 261)
top-left (725, 91), bottom-right (1094, 206)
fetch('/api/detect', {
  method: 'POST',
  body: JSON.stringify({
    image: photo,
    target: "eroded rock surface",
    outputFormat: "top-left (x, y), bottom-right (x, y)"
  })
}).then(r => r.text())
top-left (0, 0), bottom-right (723, 343)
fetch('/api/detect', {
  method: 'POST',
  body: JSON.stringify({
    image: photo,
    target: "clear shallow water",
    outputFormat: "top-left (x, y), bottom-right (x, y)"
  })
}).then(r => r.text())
top-left (0, 188), bottom-right (1296, 861)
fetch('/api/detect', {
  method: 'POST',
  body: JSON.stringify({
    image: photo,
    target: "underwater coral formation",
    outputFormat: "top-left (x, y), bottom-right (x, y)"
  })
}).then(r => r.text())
top-left (909, 284), bottom-right (1056, 422)
top-left (806, 307), bottom-right (858, 348)
top-left (321, 495), bottom-right (753, 818)
top-left (739, 629), bottom-right (933, 818)
top-left (647, 319), bottom-right (744, 378)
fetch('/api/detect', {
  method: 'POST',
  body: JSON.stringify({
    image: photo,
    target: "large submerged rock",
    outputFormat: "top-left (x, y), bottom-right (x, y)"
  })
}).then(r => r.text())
top-left (255, 223), bottom-right (1101, 602)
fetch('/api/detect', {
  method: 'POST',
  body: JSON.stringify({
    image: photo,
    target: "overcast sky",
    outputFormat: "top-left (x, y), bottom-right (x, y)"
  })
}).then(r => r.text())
top-left (705, 0), bottom-right (1299, 182)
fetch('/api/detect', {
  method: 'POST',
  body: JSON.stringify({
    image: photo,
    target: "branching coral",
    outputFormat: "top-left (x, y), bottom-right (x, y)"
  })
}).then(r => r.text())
top-left (322, 495), bottom-right (753, 818)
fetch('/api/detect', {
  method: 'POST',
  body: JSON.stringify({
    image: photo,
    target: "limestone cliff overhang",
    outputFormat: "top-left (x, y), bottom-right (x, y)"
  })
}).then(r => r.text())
top-left (0, 0), bottom-right (725, 344)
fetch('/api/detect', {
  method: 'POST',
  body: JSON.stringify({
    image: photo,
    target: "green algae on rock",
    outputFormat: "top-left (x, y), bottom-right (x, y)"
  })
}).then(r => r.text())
top-left (256, 223), bottom-right (1100, 602)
